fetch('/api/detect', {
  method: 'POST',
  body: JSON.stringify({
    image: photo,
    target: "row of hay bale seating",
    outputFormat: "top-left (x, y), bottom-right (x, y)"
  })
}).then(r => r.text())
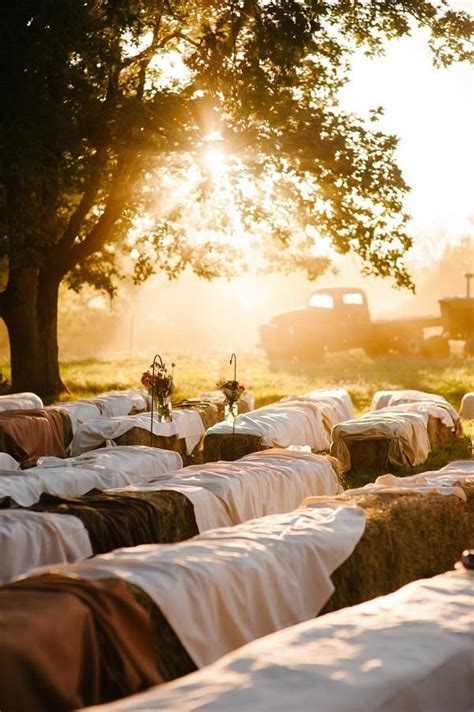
top-left (331, 389), bottom-right (461, 481)
top-left (202, 388), bottom-right (354, 461)
top-left (0, 389), bottom-right (254, 468)
top-left (84, 566), bottom-right (474, 712)
top-left (0, 458), bottom-right (472, 710)
top-left (0, 447), bottom-right (340, 583)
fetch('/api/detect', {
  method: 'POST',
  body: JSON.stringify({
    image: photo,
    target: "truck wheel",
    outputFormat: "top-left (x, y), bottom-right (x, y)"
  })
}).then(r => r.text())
top-left (400, 332), bottom-right (424, 356)
top-left (364, 343), bottom-right (389, 358)
top-left (464, 336), bottom-right (474, 357)
top-left (421, 335), bottom-right (450, 358)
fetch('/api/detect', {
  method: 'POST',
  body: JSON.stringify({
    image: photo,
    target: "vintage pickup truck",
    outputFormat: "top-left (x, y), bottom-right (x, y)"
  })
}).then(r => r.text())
top-left (259, 287), bottom-right (449, 365)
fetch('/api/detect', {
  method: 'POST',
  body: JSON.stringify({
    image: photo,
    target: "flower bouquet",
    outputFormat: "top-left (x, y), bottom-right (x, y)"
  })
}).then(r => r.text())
top-left (217, 379), bottom-right (245, 421)
top-left (141, 357), bottom-right (175, 422)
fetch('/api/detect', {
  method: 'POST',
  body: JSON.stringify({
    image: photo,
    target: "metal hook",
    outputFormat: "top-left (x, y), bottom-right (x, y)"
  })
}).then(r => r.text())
top-left (230, 353), bottom-right (237, 381)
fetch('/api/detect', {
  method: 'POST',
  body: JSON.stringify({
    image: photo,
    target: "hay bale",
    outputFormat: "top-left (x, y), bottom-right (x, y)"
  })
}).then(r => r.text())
top-left (202, 433), bottom-right (267, 462)
top-left (114, 427), bottom-right (187, 461)
top-left (321, 483), bottom-right (474, 615)
top-left (426, 415), bottom-right (456, 448)
top-left (340, 436), bottom-right (390, 484)
top-left (119, 490), bottom-right (199, 544)
top-left (175, 402), bottom-right (221, 430)
top-left (129, 583), bottom-right (197, 682)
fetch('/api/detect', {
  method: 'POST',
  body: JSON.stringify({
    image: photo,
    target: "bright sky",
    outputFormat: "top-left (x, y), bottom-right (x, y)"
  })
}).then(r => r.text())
top-left (340, 1), bottom-right (474, 261)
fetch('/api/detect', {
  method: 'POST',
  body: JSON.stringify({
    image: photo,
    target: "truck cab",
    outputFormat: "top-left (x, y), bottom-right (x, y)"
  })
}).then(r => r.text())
top-left (259, 287), bottom-right (372, 365)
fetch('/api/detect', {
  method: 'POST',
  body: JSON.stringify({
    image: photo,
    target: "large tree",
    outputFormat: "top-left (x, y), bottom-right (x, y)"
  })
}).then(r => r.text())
top-left (0, 1), bottom-right (472, 398)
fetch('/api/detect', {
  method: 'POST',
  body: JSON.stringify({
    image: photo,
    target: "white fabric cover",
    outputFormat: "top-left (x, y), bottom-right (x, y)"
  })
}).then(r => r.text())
top-left (70, 411), bottom-right (205, 456)
top-left (88, 570), bottom-right (474, 712)
top-left (460, 392), bottom-right (474, 419)
top-left (304, 387), bottom-right (354, 422)
top-left (38, 502), bottom-right (366, 668)
top-left (332, 411), bottom-right (431, 472)
top-left (102, 390), bottom-right (149, 412)
top-left (371, 388), bottom-right (458, 419)
top-left (0, 510), bottom-right (93, 585)
top-left (374, 401), bottom-right (458, 429)
top-left (46, 401), bottom-right (103, 433)
top-left (110, 449), bottom-right (341, 532)
top-left (0, 392), bottom-right (43, 411)
top-left (0, 453), bottom-right (19, 470)
top-left (0, 446), bottom-right (183, 506)
top-left (374, 461), bottom-right (474, 490)
top-left (206, 400), bottom-right (330, 451)
top-left (342, 480), bottom-right (466, 502)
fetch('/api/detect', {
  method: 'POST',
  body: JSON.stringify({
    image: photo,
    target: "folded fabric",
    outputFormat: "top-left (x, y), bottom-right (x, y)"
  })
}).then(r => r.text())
top-left (28, 491), bottom-right (165, 555)
top-left (0, 509), bottom-right (93, 585)
top-left (37, 502), bottom-right (366, 668)
top-left (109, 449), bottom-right (341, 532)
top-left (46, 401), bottom-right (103, 433)
top-left (371, 389), bottom-right (457, 419)
top-left (0, 392), bottom-right (44, 411)
top-left (0, 446), bottom-right (182, 507)
top-left (332, 411), bottom-right (431, 472)
top-left (0, 408), bottom-right (70, 465)
top-left (70, 411), bottom-right (205, 456)
top-left (342, 481), bottom-right (466, 501)
top-left (206, 401), bottom-right (330, 451)
top-left (86, 569), bottom-right (474, 712)
top-left (304, 387), bottom-right (354, 421)
top-left (0, 575), bottom-right (161, 712)
top-left (373, 401), bottom-right (458, 429)
top-left (0, 452), bottom-right (19, 470)
top-left (376, 461), bottom-right (474, 489)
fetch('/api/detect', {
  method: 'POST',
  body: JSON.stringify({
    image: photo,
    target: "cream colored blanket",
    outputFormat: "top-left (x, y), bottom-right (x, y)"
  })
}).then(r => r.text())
top-left (70, 410), bottom-right (205, 456)
top-left (332, 411), bottom-right (431, 472)
top-left (37, 502), bottom-right (366, 668)
top-left (1, 510), bottom-right (92, 585)
top-left (0, 446), bottom-right (182, 507)
top-left (206, 400), bottom-right (330, 451)
top-left (110, 449), bottom-right (341, 532)
top-left (87, 570), bottom-right (474, 712)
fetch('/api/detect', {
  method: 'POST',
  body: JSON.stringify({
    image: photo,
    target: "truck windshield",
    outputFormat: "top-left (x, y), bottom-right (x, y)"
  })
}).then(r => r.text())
top-left (342, 293), bottom-right (364, 305)
top-left (309, 294), bottom-right (334, 309)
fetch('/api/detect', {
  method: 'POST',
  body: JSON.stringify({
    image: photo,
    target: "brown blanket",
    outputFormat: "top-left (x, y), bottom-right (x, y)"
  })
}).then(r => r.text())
top-left (0, 574), bottom-right (162, 712)
top-left (28, 490), bottom-right (164, 554)
top-left (0, 408), bottom-right (70, 466)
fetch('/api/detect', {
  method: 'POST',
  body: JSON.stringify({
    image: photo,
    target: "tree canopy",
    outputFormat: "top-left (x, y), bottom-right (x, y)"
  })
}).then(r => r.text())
top-left (0, 0), bottom-right (472, 394)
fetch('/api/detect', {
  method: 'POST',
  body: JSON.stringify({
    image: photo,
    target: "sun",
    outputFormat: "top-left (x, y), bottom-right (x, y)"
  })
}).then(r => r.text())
top-left (203, 147), bottom-right (227, 179)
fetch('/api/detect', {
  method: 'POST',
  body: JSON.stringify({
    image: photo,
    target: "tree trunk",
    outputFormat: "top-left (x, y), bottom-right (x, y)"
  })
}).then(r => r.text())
top-left (2, 266), bottom-right (67, 401)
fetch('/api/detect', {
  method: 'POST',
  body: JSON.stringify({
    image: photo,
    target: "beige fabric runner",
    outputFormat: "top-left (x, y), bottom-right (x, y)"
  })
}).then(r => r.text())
top-left (0, 510), bottom-right (92, 585)
top-left (70, 411), bottom-right (205, 456)
top-left (37, 502), bottom-right (366, 668)
top-left (110, 449), bottom-right (341, 532)
top-left (86, 569), bottom-right (474, 712)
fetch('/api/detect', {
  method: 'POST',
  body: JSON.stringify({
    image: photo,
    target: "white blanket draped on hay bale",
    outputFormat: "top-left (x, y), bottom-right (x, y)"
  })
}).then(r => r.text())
top-left (0, 392), bottom-right (44, 411)
top-left (0, 446), bottom-right (183, 507)
top-left (331, 411), bottom-right (431, 474)
top-left (35, 502), bottom-right (366, 668)
top-left (109, 449), bottom-right (342, 532)
top-left (87, 569), bottom-right (474, 712)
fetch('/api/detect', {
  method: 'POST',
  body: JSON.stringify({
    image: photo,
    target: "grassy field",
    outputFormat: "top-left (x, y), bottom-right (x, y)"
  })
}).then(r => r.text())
top-left (2, 349), bottom-right (472, 476)
top-left (31, 348), bottom-right (474, 412)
